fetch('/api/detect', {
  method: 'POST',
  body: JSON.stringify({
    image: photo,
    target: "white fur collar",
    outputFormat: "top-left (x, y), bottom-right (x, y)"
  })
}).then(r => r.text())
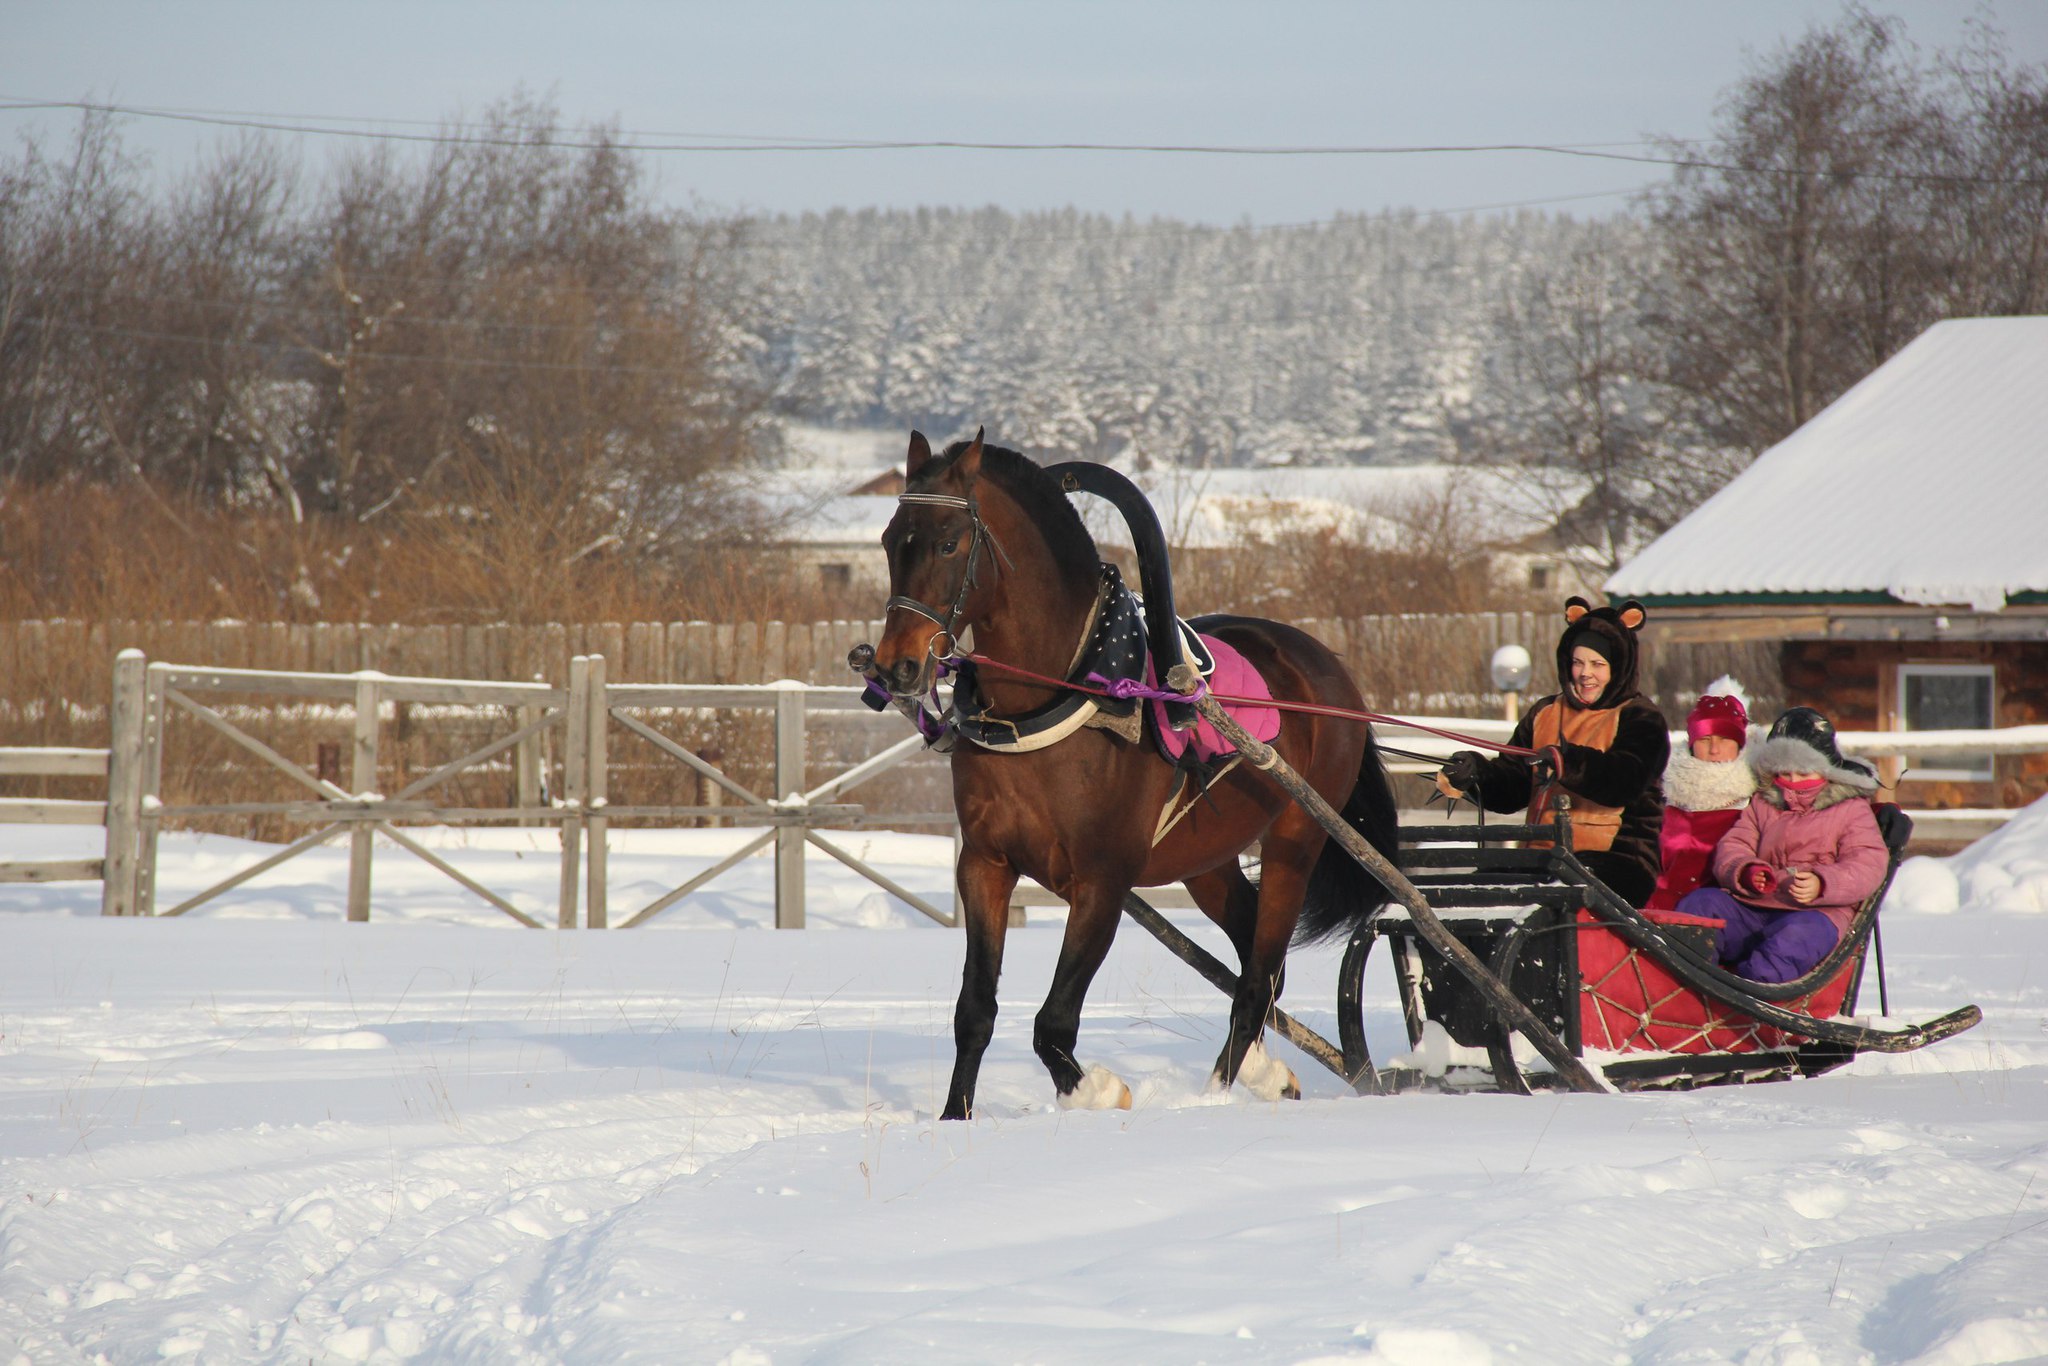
top-left (1662, 749), bottom-right (1758, 812)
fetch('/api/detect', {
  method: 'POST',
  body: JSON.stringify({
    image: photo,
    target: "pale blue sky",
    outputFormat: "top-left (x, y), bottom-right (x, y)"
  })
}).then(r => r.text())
top-left (4, 1), bottom-right (2045, 224)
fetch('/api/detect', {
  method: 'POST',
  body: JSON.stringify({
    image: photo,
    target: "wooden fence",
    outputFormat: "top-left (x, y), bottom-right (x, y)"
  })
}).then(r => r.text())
top-left (5, 644), bottom-right (2036, 925)
top-left (0, 612), bottom-right (1779, 723)
top-left (0, 615), bottom-right (1537, 685)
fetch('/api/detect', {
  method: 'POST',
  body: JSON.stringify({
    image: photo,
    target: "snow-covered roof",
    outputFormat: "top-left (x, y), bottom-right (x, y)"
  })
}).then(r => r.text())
top-left (1606, 317), bottom-right (2048, 613)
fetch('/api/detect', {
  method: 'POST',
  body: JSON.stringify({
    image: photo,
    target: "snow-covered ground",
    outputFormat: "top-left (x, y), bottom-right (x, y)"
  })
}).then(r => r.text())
top-left (3, 804), bottom-right (2046, 1365)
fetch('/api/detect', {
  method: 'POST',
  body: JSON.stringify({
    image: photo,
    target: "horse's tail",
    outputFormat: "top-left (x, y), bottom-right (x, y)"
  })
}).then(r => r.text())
top-left (1294, 733), bottom-right (1402, 945)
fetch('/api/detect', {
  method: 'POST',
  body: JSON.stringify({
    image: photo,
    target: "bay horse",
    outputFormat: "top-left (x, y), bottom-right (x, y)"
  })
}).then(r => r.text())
top-left (872, 430), bottom-right (1400, 1120)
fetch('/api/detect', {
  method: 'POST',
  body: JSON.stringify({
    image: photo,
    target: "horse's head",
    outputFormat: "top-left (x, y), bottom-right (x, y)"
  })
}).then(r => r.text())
top-left (872, 428), bottom-right (996, 698)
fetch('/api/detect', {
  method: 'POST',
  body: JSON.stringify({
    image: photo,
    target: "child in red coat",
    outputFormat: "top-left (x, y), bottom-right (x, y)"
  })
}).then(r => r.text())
top-left (1645, 679), bottom-right (1756, 911)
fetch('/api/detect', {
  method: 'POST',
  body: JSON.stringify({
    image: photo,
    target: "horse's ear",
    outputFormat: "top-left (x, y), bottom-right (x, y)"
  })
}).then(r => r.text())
top-left (1615, 600), bottom-right (1648, 631)
top-left (1563, 595), bottom-right (1592, 624)
top-left (906, 430), bottom-right (932, 479)
top-left (956, 426), bottom-right (985, 485)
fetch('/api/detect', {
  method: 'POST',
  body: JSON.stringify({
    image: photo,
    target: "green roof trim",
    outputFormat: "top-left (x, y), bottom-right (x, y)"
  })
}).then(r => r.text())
top-left (1632, 591), bottom-right (1901, 608)
top-left (2011, 590), bottom-right (2048, 605)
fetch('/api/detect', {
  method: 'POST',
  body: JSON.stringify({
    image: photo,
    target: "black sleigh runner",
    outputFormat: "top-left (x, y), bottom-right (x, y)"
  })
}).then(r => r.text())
top-left (851, 431), bottom-right (1979, 1107)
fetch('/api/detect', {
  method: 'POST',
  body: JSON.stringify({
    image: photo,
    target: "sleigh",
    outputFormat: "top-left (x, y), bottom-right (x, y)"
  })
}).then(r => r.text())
top-left (857, 437), bottom-right (1976, 1111)
top-left (1326, 795), bottom-right (1981, 1093)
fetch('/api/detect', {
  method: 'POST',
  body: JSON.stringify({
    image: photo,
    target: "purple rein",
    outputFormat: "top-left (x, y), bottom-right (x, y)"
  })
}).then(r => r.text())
top-left (1085, 672), bottom-right (1208, 704)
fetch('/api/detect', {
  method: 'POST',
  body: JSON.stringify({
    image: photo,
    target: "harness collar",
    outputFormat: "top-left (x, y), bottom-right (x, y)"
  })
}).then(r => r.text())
top-left (948, 565), bottom-right (1144, 752)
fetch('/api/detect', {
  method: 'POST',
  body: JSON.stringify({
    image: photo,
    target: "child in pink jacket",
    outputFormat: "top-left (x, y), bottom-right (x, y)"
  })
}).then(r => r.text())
top-left (1674, 720), bottom-right (1888, 983)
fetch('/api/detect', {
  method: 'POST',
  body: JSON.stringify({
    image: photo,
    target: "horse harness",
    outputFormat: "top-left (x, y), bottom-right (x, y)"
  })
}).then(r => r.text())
top-left (901, 549), bottom-right (1237, 845)
top-left (883, 491), bottom-right (1005, 662)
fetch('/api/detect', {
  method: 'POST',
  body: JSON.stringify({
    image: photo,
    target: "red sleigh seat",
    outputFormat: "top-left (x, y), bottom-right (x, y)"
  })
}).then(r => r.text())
top-left (1575, 907), bottom-right (1860, 1054)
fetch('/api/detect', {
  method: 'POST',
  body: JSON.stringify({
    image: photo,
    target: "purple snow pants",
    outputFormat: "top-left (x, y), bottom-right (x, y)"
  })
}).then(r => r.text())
top-left (1675, 886), bottom-right (1840, 984)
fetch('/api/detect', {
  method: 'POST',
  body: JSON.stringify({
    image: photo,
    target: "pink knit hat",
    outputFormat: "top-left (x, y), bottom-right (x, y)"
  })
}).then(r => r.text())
top-left (1686, 676), bottom-right (1749, 749)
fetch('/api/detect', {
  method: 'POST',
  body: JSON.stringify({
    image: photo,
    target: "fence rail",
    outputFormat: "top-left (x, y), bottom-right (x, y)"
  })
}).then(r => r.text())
top-left (0, 745), bottom-right (114, 891)
top-left (102, 651), bottom-right (957, 928)
top-left (14, 648), bottom-right (2042, 927)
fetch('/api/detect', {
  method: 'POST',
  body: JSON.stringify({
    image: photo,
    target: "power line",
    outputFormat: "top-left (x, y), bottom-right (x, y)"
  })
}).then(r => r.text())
top-left (8, 94), bottom-right (2043, 189)
top-left (0, 95), bottom-right (1660, 156)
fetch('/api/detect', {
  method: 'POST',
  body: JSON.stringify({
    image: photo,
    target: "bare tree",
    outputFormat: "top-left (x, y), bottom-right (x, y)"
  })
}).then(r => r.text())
top-left (1936, 23), bottom-right (2048, 317)
top-left (284, 95), bottom-right (771, 556)
top-left (1474, 222), bottom-right (1741, 576)
top-left (1643, 13), bottom-right (1969, 455)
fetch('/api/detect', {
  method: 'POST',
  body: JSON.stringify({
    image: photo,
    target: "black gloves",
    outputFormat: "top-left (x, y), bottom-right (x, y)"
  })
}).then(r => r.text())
top-left (1438, 750), bottom-right (1487, 797)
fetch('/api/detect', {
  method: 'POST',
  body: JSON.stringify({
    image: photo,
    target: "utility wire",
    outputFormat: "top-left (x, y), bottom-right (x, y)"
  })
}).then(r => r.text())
top-left (7, 94), bottom-right (2046, 186)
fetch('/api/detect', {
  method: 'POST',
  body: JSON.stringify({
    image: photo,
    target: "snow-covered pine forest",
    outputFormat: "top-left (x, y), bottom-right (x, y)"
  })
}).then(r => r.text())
top-left (734, 207), bottom-right (1653, 470)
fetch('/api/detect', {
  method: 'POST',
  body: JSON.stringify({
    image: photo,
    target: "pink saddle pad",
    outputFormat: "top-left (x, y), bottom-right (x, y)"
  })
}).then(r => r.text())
top-left (1148, 635), bottom-right (1282, 763)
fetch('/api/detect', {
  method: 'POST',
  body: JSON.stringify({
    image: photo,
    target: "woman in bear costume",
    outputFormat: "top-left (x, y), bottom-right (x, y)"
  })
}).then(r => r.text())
top-left (1435, 597), bottom-right (1669, 906)
top-left (1645, 677), bottom-right (1758, 911)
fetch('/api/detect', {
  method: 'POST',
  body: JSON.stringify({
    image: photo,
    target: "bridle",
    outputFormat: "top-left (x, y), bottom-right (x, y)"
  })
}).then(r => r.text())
top-left (884, 490), bottom-right (1008, 665)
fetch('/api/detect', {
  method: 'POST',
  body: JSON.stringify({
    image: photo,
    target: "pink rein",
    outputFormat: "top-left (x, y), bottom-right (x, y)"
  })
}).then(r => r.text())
top-left (955, 649), bottom-right (1538, 758)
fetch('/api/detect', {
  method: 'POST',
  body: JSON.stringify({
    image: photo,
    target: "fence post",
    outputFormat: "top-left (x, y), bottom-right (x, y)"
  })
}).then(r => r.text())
top-left (558, 656), bottom-right (588, 930)
top-left (774, 680), bottom-right (806, 929)
top-left (136, 662), bottom-right (167, 916)
top-left (100, 648), bottom-right (146, 916)
top-left (585, 654), bottom-right (608, 929)
top-left (516, 682), bottom-right (543, 825)
top-left (347, 672), bottom-right (381, 922)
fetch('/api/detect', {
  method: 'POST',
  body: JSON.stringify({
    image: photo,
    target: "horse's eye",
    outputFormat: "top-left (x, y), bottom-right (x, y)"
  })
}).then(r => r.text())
top-left (941, 539), bottom-right (959, 556)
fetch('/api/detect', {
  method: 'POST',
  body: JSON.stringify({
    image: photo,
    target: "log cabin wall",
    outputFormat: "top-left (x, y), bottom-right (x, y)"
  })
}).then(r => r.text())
top-left (1782, 639), bottom-right (2048, 809)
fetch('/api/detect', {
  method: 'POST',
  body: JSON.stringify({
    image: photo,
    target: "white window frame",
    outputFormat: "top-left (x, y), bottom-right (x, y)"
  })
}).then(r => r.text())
top-left (1895, 662), bottom-right (1996, 783)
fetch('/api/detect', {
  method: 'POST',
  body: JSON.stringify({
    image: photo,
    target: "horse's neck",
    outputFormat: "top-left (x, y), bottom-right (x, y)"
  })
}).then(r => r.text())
top-left (971, 504), bottom-right (1098, 714)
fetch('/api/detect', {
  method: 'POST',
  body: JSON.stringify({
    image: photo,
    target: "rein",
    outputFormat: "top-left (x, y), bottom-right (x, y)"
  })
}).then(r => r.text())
top-left (879, 479), bottom-right (1530, 761)
top-left (952, 648), bottom-right (1538, 759)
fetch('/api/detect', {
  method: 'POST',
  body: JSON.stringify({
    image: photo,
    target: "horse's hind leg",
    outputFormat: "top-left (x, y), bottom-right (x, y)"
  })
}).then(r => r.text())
top-left (1034, 882), bottom-right (1134, 1111)
top-left (943, 850), bottom-right (1020, 1121)
top-left (1208, 834), bottom-right (1318, 1102)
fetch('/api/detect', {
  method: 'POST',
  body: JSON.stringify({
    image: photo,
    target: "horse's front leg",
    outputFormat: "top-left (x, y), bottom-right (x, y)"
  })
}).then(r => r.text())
top-left (943, 849), bottom-right (1020, 1121)
top-left (1034, 880), bottom-right (1134, 1111)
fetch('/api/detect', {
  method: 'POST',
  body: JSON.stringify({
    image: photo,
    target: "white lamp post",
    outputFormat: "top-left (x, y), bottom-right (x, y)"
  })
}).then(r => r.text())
top-left (1491, 644), bottom-right (1533, 725)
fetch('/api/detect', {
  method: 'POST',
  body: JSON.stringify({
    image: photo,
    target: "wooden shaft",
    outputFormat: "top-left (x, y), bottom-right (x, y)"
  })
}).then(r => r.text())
top-left (1119, 894), bottom-right (1352, 1084)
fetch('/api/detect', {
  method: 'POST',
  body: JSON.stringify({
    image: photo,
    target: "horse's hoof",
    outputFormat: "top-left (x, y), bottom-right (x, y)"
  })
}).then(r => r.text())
top-left (1238, 1040), bottom-right (1299, 1103)
top-left (1057, 1063), bottom-right (1133, 1111)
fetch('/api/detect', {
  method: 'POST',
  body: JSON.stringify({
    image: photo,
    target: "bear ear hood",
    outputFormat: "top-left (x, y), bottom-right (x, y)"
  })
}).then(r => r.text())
top-left (1555, 597), bottom-right (1647, 710)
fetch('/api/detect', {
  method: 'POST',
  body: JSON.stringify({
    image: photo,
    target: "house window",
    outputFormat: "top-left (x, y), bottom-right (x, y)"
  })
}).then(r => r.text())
top-left (1528, 564), bottom-right (1553, 591)
top-left (818, 563), bottom-right (852, 592)
top-left (1897, 663), bottom-right (1995, 782)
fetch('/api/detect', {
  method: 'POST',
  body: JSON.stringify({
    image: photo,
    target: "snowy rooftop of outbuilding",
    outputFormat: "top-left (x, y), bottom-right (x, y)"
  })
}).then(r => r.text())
top-left (1606, 317), bottom-right (2048, 613)
top-left (758, 426), bottom-right (1575, 553)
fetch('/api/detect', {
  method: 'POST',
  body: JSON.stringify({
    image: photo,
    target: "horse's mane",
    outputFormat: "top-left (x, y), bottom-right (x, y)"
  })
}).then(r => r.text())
top-left (917, 440), bottom-right (1099, 570)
